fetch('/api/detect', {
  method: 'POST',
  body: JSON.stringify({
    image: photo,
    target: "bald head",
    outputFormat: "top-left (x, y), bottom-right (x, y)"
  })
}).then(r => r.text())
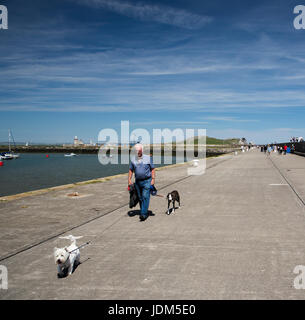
top-left (134, 143), bottom-right (143, 157)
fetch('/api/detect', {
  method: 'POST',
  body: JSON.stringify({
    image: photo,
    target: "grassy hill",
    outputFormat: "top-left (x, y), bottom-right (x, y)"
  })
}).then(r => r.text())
top-left (182, 136), bottom-right (240, 145)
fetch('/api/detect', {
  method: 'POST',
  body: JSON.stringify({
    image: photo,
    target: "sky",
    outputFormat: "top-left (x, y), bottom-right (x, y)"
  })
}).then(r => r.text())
top-left (0, 0), bottom-right (305, 144)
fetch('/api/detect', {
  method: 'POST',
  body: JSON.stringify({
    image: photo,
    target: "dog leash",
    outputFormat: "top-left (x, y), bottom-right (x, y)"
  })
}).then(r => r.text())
top-left (67, 241), bottom-right (91, 254)
top-left (155, 194), bottom-right (165, 198)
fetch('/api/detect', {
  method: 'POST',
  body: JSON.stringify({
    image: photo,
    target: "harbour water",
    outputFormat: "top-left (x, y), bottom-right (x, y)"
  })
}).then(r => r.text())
top-left (0, 153), bottom-right (189, 197)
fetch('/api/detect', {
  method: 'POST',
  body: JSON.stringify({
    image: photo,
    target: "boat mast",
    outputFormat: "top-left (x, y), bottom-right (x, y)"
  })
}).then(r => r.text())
top-left (8, 129), bottom-right (11, 152)
top-left (10, 130), bottom-right (17, 151)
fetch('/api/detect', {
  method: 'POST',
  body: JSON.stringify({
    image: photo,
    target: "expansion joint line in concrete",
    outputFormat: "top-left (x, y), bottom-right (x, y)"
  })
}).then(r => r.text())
top-left (268, 156), bottom-right (305, 207)
top-left (0, 156), bottom-right (232, 263)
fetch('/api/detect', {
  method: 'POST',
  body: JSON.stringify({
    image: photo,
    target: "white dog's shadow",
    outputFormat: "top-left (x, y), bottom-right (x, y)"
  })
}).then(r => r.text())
top-left (57, 260), bottom-right (82, 278)
top-left (57, 257), bottom-right (91, 278)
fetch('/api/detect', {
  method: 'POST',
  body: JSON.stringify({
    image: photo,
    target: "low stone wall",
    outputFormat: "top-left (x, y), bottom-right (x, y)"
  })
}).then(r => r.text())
top-left (294, 141), bottom-right (305, 155)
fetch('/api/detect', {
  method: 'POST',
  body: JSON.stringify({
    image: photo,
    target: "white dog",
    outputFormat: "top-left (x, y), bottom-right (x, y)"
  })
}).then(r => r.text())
top-left (54, 235), bottom-right (83, 277)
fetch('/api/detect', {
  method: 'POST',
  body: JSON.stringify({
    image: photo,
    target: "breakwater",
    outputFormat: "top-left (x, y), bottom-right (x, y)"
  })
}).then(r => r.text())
top-left (0, 145), bottom-right (239, 157)
top-left (2, 150), bottom-right (305, 299)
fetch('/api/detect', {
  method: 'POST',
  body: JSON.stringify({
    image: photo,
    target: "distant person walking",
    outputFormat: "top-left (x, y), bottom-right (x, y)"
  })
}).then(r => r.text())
top-left (267, 145), bottom-right (272, 155)
top-left (128, 144), bottom-right (155, 221)
top-left (283, 144), bottom-right (287, 155)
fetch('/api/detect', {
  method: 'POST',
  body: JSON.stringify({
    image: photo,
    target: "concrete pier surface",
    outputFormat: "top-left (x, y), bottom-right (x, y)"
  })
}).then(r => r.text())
top-left (1, 150), bottom-right (305, 300)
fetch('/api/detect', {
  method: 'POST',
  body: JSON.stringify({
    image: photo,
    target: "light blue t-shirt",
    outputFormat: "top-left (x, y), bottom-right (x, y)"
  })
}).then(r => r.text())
top-left (129, 154), bottom-right (154, 180)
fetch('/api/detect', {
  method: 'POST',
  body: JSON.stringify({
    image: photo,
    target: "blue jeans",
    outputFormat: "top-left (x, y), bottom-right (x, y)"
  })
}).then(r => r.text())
top-left (135, 178), bottom-right (151, 217)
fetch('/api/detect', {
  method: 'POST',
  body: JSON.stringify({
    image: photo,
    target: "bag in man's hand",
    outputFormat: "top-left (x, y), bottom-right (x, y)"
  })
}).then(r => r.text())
top-left (129, 183), bottom-right (139, 208)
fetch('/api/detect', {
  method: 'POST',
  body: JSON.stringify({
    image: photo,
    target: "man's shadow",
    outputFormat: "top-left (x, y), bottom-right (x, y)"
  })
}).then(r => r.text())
top-left (127, 209), bottom-right (155, 217)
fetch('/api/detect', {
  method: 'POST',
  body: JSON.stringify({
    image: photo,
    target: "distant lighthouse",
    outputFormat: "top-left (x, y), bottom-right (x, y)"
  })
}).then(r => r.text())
top-left (73, 136), bottom-right (84, 146)
top-left (74, 136), bottom-right (79, 145)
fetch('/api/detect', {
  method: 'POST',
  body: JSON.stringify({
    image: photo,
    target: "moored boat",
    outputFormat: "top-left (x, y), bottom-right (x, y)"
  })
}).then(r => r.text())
top-left (2, 130), bottom-right (20, 160)
top-left (64, 153), bottom-right (77, 157)
top-left (0, 152), bottom-right (14, 160)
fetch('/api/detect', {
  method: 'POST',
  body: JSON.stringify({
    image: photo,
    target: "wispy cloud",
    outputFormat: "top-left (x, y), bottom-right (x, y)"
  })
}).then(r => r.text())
top-left (131, 120), bottom-right (209, 126)
top-left (202, 116), bottom-right (259, 123)
top-left (71, 0), bottom-right (213, 29)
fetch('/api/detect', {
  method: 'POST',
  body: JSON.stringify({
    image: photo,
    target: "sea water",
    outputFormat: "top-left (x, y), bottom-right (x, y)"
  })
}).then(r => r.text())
top-left (0, 153), bottom-right (187, 197)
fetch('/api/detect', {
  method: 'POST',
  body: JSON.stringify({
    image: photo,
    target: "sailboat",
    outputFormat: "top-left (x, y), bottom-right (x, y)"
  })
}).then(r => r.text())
top-left (1, 129), bottom-right (20, 160)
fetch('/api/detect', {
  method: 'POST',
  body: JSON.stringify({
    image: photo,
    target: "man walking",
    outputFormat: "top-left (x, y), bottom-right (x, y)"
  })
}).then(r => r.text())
top-left (128, 144), bottom-right (155, 221)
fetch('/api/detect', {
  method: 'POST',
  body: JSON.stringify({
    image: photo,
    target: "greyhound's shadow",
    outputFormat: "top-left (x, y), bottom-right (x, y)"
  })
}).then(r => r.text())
top-left (166, 207), bottom-right (180, 215)
top-left (127, 210), bottom-right (155, 217)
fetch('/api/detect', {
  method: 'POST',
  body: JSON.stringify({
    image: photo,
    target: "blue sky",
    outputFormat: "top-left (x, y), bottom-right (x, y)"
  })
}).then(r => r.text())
top-left (0, 0), bottom-right (305, 144)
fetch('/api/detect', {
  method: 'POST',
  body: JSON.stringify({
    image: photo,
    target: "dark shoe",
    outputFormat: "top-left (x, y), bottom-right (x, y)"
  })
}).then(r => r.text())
top-left (140, 214), bottom-right (148, 221)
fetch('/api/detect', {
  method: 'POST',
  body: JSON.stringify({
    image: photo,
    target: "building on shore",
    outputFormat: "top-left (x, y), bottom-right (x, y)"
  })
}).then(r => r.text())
top-left (73, 136), bottom-right (84, 146)
top-left (62, 136), bottom-right (97, 148)
top-left (239, 138), bottom-right (248, 145)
